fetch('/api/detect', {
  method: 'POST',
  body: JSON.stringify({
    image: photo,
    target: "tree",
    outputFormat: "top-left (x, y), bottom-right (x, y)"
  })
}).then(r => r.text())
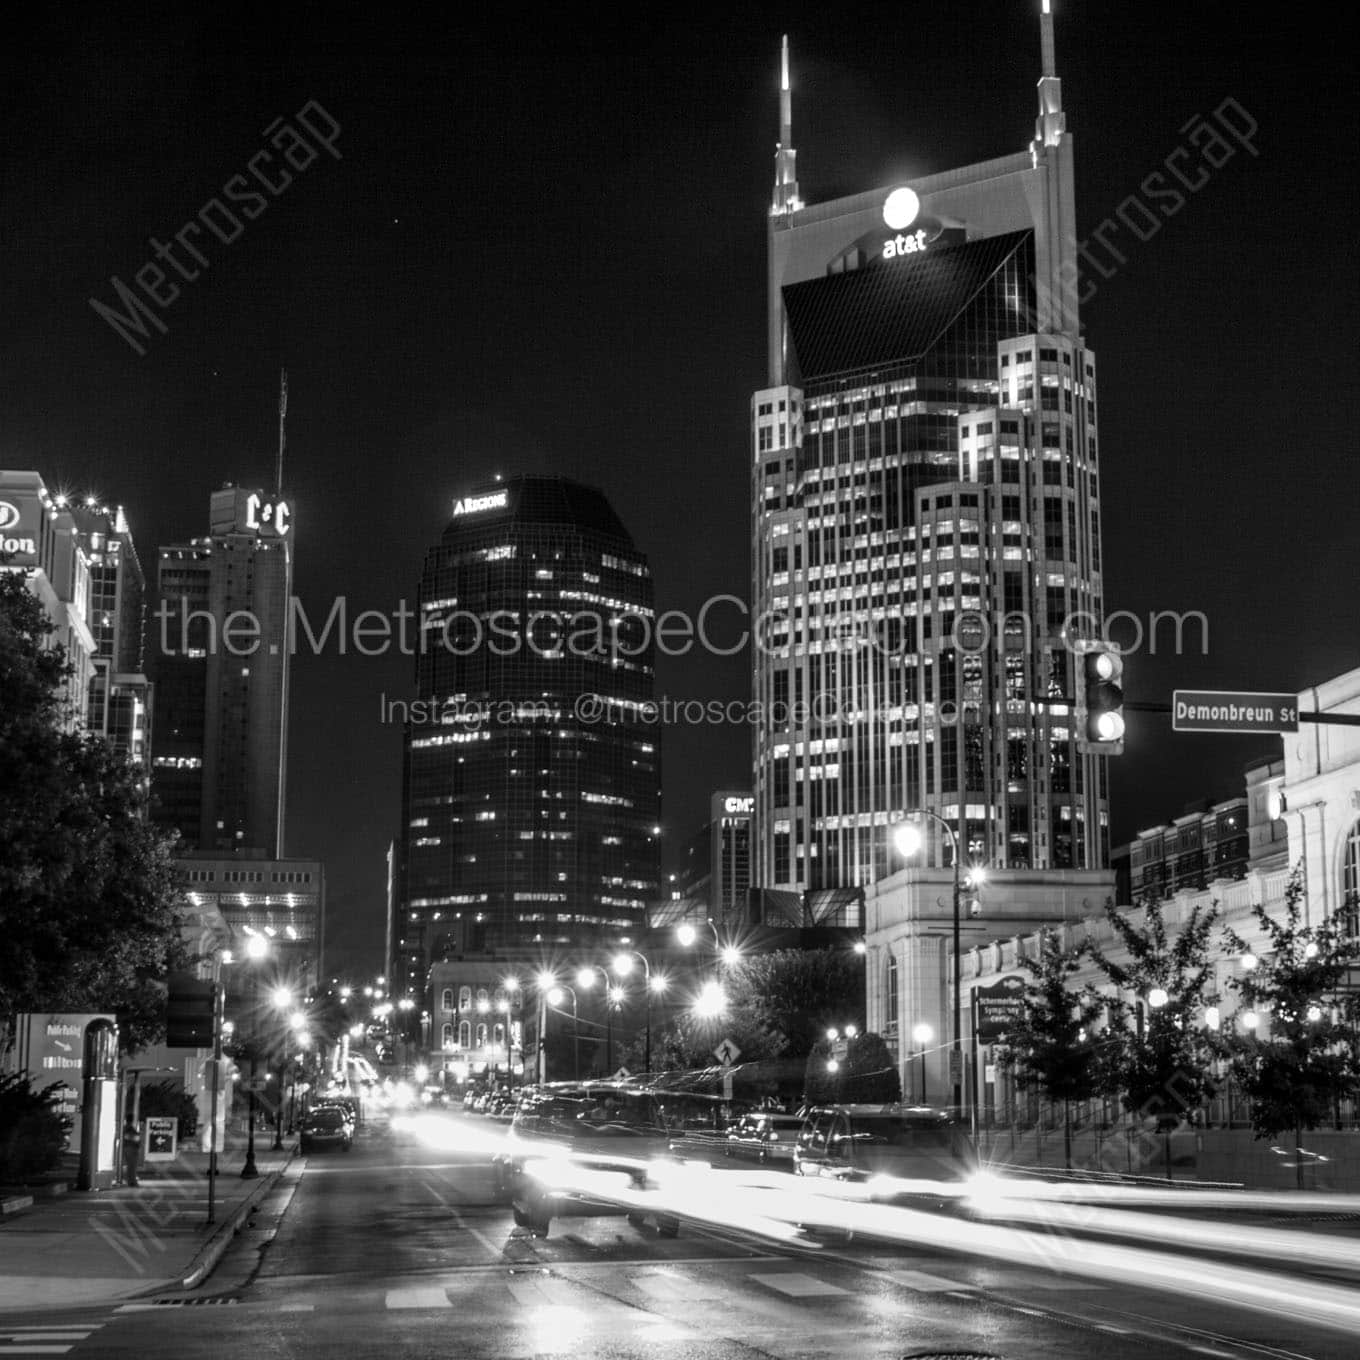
top-left (1085, 895), bottom-right (1220, 1176)
top-left (0, 573), bottom-right (191, 1051)
top-left (723, 949), bottom-right (865, 1059)
top-left (1000, 930), bottom-right (1108, 1169)
top-left (1219, 868), bottom-right (1360, 1186)
top-left (0, 1070), bottom-right (70, 1183)
top-left (804, 1031), bottom-right (900, 1107)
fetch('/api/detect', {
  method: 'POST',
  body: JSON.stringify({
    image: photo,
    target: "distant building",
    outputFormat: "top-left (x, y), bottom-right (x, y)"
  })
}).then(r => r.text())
top-left (426, 957), bottom-right (528, 1087)
top-left (0, 471), bottom-right (96, 726)
top-left (71, 500), bottom-right (152, 773)
top-left (396, 475), bottom-right (661, 996)
top-left (181, 852), bottom-right (324, 1003)
top-left (675, 792), bottom-right (754, 928)
top-left (150, 485), bottom-right (294, 855)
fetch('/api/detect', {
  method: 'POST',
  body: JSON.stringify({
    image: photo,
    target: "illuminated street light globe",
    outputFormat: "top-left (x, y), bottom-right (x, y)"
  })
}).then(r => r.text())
top-left (845, 1024), bottom-right (858, 1039)
top-left (1242, 1010), bottom-right (1260, 1031)
top-left (695, 980), bottom-right (727, 1018)
top-left (271, 986), bottom-right (293, 1010)
top-left (648, 974), bottom-right (669, 995)
top-left (721, 946), bottom-right (742, 967)
top-left (893, 823), bottom-right (924, 859)
top-left (1307, 1004), bottom-right (1323, 1022)
top-left (912, 1022), bottom-right (933, 1045)
top-left (826, 1058), bottom-right (840, 1074)
top-left (503, 975), bottom-right (521, 991)
top-left (536, 970), bottom-right (556, 991)
top-left (612, 953), bottom-right (635, 977)
top-left (547, 987), bottom-right (564, 1007)
top-left (1148, 987), bottom-right (1169, 1010)
top-left (676, 923), bottom-right (697, 947)
top-left (1241, 952), bottom-right (1258, 972)
top-left (245, 935), bottom-right (269, 961)
top-left (289, 1011), bottom-right (307, 1031)
top-left (1303, 941), bottom-right (1319, 959)
top-left (826, 1027), bottom-right (839, 1042)
top-left (576, 967), bottom-right (597, 990)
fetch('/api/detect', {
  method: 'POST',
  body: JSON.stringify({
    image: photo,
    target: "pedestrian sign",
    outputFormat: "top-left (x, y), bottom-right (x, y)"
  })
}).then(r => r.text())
top-left (713, 1038), bottom-right (741, 1067)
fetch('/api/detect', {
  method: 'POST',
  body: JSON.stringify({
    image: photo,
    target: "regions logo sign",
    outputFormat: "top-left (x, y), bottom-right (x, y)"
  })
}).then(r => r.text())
top-left (453, 490), bottom-right (509, 517)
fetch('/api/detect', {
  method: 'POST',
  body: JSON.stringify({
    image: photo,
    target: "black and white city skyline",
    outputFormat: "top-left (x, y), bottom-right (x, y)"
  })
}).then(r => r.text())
top-left (2, 2), bottom-right (1354, 972)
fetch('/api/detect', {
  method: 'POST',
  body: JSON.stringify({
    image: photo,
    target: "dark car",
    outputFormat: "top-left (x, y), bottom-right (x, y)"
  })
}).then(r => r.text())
top-left (491, 1083), bottom-right (680, 1238)
top-left (725, 1111), bottom-right (804, 1168)
top-left (793, 1104), bottom-right (978, 1206)
top-left (300, 1105), bottom-right (353, 1153)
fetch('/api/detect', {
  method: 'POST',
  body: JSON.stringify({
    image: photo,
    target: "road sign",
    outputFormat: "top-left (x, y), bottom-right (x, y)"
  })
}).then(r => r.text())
top-left (611, 1066), bottom-right (631, 1081)
top-left (948, 1050), bottom-right (963, 1085)
top-left (1172, 690), bottom-right (1299, 735)
top-left (713, 1038), bottom-right (742, 1067)
top-left (974, 975), bottom-right (1027, 1043)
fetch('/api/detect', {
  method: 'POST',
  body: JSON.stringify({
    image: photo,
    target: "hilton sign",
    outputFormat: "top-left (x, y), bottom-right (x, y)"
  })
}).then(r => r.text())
top-left (0, 500), bottom-right (37, 558)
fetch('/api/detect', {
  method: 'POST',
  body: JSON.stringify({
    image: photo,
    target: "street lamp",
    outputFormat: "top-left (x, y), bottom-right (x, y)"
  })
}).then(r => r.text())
top-left (893, 811), bottom-right (984, 1126)
top-left (540, 976), bottom-right (581, 1081)
top-left (694, 978), bottom-right (727, 1019)
top-left (239, 934), bottom-right (271, 1179)
top-left (611, 950), bottom-right (667, 1075)
top-left (911, 1022), bottom-right (934, 1103)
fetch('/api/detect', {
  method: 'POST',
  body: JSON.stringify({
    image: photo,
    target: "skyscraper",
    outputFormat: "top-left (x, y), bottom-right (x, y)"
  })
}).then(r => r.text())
top-left (72, 500), bottom-right (152, 774)
top-left (396, 475), bottom-right (660, 993)
top-left (151, 484), bottom-right (294, 855)
top-left (752, 9), bottom-right (1107, 892)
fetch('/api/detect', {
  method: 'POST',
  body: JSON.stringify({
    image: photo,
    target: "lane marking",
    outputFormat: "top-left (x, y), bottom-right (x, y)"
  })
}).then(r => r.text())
top-left (882, 1269), bottom-right (973, 1293)
top-left (0, 1348), bottom-right (74, 1355)
top-left (630, 1274), bottom-right (689, 1300)
top-left (278, 1303), bottom-right (316, 1312)
top-left (749, 1272), bottom-right (849, 1298)
top-left (384, 1286), bottom-right (452, 1309)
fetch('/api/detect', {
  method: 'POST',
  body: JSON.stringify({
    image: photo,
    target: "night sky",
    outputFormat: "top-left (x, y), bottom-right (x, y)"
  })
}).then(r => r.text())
top-left (2, 3), bottom-right (1354, 977)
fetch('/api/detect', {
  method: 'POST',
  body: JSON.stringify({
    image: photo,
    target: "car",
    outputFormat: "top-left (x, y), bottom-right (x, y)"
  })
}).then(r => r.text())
top-left (312, 1100), bottom-right (357, 1136)
top-left (793, 1104), bottom-right (978, 1208)
top-left (724, 1111), bottom-right (804, 1168)
top-left (492, 1082), bottom-right (681, 1239)
top-left (656, 1090), bottom-right (744, 1164)
top-left (299, 1105), bottom-right (353, 1153)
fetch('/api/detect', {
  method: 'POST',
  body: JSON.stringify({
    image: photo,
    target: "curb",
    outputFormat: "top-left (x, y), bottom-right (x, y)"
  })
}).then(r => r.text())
top-left (178, 1152), bottom-right (296, 1291)
top-left (0, 1195), bottom-right (34, 1217)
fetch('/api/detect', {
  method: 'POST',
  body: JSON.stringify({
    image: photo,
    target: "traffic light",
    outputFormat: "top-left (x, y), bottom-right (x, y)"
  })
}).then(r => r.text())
top-left (1074, 640), bottom-right (1125, 754)
top-left (166, 974), bottom-right (217, 1048)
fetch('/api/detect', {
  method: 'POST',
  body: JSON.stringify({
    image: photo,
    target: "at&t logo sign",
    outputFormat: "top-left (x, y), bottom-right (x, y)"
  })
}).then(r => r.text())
top-left (881, 186), bottom-right (929, 260)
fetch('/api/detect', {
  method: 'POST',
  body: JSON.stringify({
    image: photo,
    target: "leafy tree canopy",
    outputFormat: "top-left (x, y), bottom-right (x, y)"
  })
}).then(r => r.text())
top-left (0, 573), bottom-right (190, 1051)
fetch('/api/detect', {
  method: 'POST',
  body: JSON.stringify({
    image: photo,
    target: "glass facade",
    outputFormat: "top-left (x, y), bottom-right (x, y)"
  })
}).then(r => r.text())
top-left (397, 476), bottom-right (660, 992)
top-left (753, 232), bottom-right (1109, 887)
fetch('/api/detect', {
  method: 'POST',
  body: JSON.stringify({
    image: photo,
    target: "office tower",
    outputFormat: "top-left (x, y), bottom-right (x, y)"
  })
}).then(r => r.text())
top-left (0, 470), bottom-right (96, 728)
top-left (396, 475), bottom-right (660, 993)
top-left (72, 500), bottom-right (152, 772)
top-left (675, 792), bottom-right (754, 929)
top-left (752, 10), bottom-right (1108, 891)
top-left (151, 484), bottom-right (293, 855)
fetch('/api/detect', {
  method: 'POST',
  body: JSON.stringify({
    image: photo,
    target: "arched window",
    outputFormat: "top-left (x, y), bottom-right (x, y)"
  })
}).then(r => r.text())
top-left (475, 1023), bottom-right (488, 1048)
top-left (476, 987), bottom-right (489, 1009)
top-left (441, 1023), bottom-right (453, 1047)
top-left (1342, 819), bottom-right (1360, 941)
top-left (441, 988), bottom-right (454, 1013)
top-left (493, 1023), bottom-right (505, 1048)
top-left (885, 955), bottom-right (899, 1032)
top-left (458, 1020), bottom-right (471, 1049)
top-left (459, 986), bottom-right (472, 1011)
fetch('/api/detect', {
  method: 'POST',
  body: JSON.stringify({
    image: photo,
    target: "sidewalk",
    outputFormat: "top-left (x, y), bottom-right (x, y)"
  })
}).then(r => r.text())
top-left (0, 1140), bottom-right (294, 1314)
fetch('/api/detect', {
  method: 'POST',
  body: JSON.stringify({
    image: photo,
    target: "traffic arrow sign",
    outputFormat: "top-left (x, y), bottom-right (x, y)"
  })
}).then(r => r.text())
top-left (713, 1038), bottom-right (742, 1067)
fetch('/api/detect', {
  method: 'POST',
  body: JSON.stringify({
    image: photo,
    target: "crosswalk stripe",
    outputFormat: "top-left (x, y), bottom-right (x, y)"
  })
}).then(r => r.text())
top-left (630, 1274), bottom-right (689, 1300)
top-left (277, 1303), bottom-right (316, 1312)
top-left (384, 1286), bottom-right (452, 1309)
top-left (749, 1272), bottom-right (849, 1298)
top-left (882, 1269), bottom-right (970, 1293)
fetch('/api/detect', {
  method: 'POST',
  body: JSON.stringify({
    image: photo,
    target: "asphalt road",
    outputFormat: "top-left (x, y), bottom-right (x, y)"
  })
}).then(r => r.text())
top-left (3, 1111), bottom-right (1355, 1359)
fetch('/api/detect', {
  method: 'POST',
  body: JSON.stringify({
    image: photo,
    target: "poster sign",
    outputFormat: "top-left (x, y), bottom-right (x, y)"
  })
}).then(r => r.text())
top-left (974, 976), bottom-right (1027, 1043)
top-left (143, 1117), bottom-right (178, 1162)
top-left (7, 1013), bottom-right (116, 1155)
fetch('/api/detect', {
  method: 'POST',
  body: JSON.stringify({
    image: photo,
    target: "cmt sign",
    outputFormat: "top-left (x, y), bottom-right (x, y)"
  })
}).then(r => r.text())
top-left (721, 796), bottom-right (753, 816)
top-left (453, 490), bottom-right (509, 516)
top-left (244, 493), bottom-right (291, 536)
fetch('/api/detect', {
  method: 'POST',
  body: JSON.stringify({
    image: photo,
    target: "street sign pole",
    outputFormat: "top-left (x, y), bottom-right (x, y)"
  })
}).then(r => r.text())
top-left (207, 983), bottom-right (221, 1226)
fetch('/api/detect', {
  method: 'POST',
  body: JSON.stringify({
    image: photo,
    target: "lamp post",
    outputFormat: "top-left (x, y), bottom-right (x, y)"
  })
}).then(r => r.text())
top-left (239, 935), bottom-right (271, 1179)
top-left (611, 951), bottom-right (668, 1075)
top-left (911, 1022), bottom-right (933, 1103)
top-left (893, 811), bottom-right (983, 1126)
top-left (541, 979), bottom-right (580, 1081)
top-left (268, 986), bottom-right (293, 1151)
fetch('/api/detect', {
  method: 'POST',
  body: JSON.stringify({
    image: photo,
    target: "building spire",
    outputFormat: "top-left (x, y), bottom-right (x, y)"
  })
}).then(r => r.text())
top-left (771, 34), bottom-right (803, 216)
top-left (275, 368), bottom-right (288, 496)
top-left (1033, 0), bottom-right (1065, 151)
